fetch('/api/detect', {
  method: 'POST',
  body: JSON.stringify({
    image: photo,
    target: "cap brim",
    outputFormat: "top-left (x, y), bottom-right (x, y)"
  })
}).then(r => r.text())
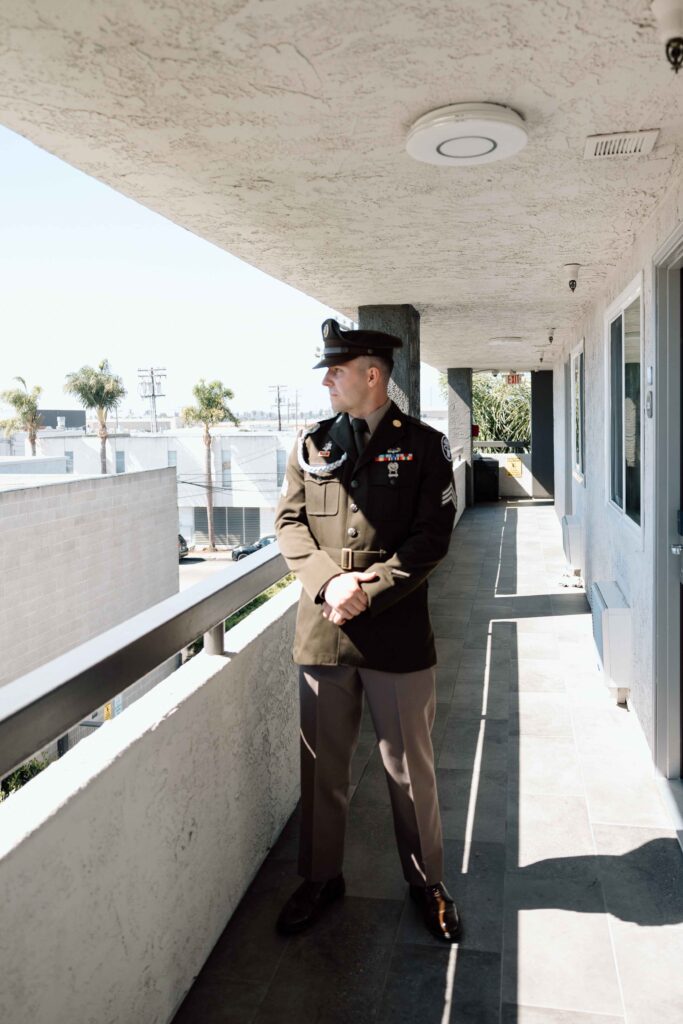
top-left (312, 353), bottom-right (358, 369)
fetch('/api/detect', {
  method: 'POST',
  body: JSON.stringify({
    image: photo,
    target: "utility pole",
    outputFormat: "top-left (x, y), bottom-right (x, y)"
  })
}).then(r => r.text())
top-left (268, 384), bottom-right (286, 431)
top-left (138, 368), bottom-right (167, 432)
top-left (294, 389), bottom-right (300, 431)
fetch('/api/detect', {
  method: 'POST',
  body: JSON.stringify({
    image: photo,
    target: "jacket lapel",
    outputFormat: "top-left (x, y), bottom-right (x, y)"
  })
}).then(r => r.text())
top-left (327, 412), bottom-right (355, 457)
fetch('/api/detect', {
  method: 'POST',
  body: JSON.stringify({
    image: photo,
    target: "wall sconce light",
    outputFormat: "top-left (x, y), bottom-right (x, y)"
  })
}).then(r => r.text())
top-left (564, 264), bottom-right (581, 292)
top-left (652, 0), bottom-right (683, 73)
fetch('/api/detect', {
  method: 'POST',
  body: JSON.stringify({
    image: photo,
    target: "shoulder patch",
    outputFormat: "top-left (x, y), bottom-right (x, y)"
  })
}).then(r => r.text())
top-left (441, 435), bottom-right (452, 462)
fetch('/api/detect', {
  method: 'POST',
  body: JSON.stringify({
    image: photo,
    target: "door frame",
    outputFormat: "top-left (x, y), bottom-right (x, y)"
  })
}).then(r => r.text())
top-left (653, 225), bottom-right (683, 783)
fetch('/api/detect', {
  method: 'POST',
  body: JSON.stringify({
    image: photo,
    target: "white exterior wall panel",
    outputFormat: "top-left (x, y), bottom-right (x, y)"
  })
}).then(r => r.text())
top-left (0, 469), bottom-right (178, 688)
top-left (36, 429), bottom-right (295, 545)
top-left (552, 173), bottom-right (683, 754)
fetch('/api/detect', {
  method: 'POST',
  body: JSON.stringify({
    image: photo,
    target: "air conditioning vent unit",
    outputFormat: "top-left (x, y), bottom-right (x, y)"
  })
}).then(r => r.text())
top-left (561, 515), bottom-right (584, 571)
top-left (590, 580), bottom-right (632, 703)
top-left (583, 129), bottom-right (659, 160)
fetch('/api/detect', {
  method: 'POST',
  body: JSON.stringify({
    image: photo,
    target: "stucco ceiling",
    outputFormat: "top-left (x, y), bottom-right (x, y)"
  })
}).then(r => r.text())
top-left (0, 1), bottom-right (681, 370)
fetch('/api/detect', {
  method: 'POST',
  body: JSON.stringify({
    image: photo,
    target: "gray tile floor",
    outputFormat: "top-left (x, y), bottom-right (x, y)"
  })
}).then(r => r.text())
top-left (172, 500), bottom-right (683, 1024)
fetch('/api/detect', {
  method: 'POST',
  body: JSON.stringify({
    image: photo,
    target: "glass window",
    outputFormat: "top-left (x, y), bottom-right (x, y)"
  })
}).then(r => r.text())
top-left (65, 450), bottom-right (74, 474)
top-left (608, 293), bottom-right (641, 525)
top-left (116, 450), bottom-right (125, 474)
top-left (221, 449), bottom-right (232, 492)
top-left (167, 450), bottom-right (177, 468)
top-left (624, 297), bottom-right (641, 525)
top-left (571, 347), bottom-right (585, 478)
top-left (609, 316), bottom-right (623, 508)
top-left (276, 449), bottom-right (287, 487)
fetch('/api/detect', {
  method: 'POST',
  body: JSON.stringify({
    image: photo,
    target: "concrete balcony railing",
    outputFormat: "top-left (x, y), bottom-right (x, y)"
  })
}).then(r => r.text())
top-left (0, 544), bottom-right (300, 1024)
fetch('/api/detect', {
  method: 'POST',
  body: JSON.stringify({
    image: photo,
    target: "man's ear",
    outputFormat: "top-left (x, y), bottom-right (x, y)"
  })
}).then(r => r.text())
top-left (367, 365), bottom-right (380, 388)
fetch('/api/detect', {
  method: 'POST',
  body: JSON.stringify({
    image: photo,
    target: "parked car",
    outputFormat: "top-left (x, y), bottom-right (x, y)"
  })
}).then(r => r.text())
top-left (231, 534), bottom-right (277, 561)
top-left (178, 533), bottom-right (189, 560)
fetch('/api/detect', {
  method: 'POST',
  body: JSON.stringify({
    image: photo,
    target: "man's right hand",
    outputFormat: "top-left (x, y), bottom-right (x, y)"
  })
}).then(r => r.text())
top-left (321, 571), bottom-right (378, 624)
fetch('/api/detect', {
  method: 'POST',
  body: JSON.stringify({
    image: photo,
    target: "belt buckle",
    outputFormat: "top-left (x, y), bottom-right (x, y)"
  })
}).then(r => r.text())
top-left (341, 547), bottom-right (353, 570)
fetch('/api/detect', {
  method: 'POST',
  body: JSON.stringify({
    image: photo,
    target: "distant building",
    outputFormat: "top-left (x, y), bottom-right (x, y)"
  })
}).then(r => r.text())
top-left (34, 427), bottom-right (297, 546)
top-left (38, 408), bottom-right (86, 430)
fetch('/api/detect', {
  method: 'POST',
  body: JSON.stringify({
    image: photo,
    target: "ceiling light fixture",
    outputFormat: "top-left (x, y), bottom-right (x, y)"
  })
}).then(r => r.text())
top-left (651, 0), bottom-right (683, 72)
top-left (564, 264), bottom-right (581, 292)
top-left (406, 103), bottom-right (528, 166)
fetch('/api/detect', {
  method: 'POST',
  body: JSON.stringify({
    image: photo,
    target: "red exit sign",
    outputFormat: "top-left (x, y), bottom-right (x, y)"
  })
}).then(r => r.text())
top-left (507, 373), bottom-right (522, 385)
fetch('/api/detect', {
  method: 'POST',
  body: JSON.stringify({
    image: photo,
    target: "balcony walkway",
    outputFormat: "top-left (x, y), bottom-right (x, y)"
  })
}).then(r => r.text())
top-left (172, 500), bottom-right (683, 1024)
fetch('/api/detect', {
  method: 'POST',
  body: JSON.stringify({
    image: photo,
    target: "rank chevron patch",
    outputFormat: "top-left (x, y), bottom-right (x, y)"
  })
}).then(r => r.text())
top-left (441, 482), bottom-right (457, 508)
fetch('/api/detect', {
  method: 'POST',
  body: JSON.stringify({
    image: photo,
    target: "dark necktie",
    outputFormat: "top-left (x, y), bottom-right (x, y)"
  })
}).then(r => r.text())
top-left (351, 417), bottom-right (368, 457)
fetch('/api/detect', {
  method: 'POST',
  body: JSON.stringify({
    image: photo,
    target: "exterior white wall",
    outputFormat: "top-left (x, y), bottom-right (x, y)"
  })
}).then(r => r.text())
top-left (552, 171), bottom-right (683, 756)
top-left (0, 584), bottom-right (300, 1024)
top-left (553, 364), bottom-right (571, 520)
top-left (0, 469), bottom-right (178, 687)
top-left (36, 429), bottom-right (295, 544)
top-left (453, 459), bottom-right (466, 528)
top-left (0, 455), bottom-right (67, 474)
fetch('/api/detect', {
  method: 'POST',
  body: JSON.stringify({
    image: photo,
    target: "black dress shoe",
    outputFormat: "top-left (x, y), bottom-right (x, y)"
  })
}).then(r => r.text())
top-left (410, 881), bottom-right (462, 943)
top-left (276, 875), bottom-right (345, 934)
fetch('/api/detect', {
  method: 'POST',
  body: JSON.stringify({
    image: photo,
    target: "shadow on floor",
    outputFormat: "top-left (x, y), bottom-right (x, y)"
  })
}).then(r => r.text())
top-left (171, 503), bottom-right (683, 1024)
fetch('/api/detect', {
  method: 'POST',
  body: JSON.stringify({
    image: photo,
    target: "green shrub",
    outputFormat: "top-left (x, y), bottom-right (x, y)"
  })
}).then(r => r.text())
top-left (0, 755), bottom-right (51, 802)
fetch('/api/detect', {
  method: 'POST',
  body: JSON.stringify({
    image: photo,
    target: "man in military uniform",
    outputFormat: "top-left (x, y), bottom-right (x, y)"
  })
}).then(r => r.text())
top-left (274, 318), bottom-right (460, 942)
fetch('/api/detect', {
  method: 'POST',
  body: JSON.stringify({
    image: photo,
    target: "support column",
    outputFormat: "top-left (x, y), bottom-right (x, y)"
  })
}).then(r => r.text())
top-left (447, 368), bottom-right (473, 507)
top-left (358, 304), bottom-right (420, 417)
top-left (531, 370), bottom-right (554, 498)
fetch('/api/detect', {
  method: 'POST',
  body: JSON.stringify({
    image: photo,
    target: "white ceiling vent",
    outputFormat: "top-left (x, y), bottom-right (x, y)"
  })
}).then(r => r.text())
top-left (584, 130), bottom-right (659, 160)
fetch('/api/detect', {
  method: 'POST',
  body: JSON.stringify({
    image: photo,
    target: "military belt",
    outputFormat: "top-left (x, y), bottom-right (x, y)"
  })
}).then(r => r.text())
top-left (321, 546), bottom-right (388, 570)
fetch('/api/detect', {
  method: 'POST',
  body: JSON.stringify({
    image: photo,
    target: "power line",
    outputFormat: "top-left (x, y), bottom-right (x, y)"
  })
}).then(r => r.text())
top-left (137, 367), bottom-right (167, 432)
top-left (268, 384), bottom-right (287, 431)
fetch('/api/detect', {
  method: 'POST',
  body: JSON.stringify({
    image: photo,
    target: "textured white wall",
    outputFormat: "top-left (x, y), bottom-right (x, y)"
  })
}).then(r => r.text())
top-left (453, 460), bottom-right (466, 527)
top-left (0, 585), bottom-right (300, 1024)
top-left (0, 468), bottom-right (178, 686)
top-left (36, 430), bottom-right (294, 511)
top-left (0, 455), bottom-right (67, 474)
top-left (552, 171), bottom-right (683, 754)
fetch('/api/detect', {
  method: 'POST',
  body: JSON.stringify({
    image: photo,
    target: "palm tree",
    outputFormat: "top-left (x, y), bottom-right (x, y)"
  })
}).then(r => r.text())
top-left (64, 360), bottom-right (126, 474)
top-left (472, 373), bottom-right (531, 449)
top-left (0, 377), bottom-right (44, 455)
top-left (181, 380), bottom-right (239, 550)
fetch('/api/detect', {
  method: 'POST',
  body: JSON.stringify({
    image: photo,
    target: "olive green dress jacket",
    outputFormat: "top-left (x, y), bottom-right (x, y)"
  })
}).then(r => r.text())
top-left (275, 401), bottom-right (457, 672)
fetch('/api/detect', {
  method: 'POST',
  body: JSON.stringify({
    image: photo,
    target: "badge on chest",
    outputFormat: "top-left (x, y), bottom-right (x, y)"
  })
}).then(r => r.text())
top-left (374, 447), bottom-right (413, 481)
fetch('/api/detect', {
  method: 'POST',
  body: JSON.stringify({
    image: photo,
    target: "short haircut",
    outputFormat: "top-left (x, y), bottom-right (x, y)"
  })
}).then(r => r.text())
top-left (359, 353), bottom-right (394, 382)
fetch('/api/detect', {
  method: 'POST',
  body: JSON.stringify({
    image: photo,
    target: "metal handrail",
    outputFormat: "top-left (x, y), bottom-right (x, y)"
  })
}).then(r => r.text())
top-left (0, 544), bottom-right (289, 779)
top-left (473, 440), bottom-right (529, 452)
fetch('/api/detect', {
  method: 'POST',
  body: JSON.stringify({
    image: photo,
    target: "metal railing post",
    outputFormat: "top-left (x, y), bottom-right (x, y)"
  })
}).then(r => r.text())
top-left (204, 623), bottom-right (225, 655)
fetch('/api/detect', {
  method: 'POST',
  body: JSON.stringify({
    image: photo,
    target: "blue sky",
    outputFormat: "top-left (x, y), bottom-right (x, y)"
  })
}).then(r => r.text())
top-left (0, 125), bottom-right (444, 418)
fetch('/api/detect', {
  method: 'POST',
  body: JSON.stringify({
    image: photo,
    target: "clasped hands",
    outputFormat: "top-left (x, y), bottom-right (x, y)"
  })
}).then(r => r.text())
top-left (321, 571), bottom-right (378, 626)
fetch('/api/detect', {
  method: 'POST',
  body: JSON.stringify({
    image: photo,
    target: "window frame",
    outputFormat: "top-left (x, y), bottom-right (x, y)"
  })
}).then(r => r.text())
top-left (604, 272), bottom-right (644, 537)
top-left (221, 448), bottom-right (232, 492)
top-left (570, 339), bottom-right (586, 484)
top-left (276, 448), bottom-right (287, 488)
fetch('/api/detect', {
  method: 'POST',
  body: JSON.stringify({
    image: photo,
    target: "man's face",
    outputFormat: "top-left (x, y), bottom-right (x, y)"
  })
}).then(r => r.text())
top-left (322, 359), bottom-right (371, 416)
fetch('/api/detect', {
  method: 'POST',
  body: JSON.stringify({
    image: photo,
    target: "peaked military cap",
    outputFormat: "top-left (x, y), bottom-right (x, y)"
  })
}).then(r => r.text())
top-left (314, 318), bottom-right (402, 369)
